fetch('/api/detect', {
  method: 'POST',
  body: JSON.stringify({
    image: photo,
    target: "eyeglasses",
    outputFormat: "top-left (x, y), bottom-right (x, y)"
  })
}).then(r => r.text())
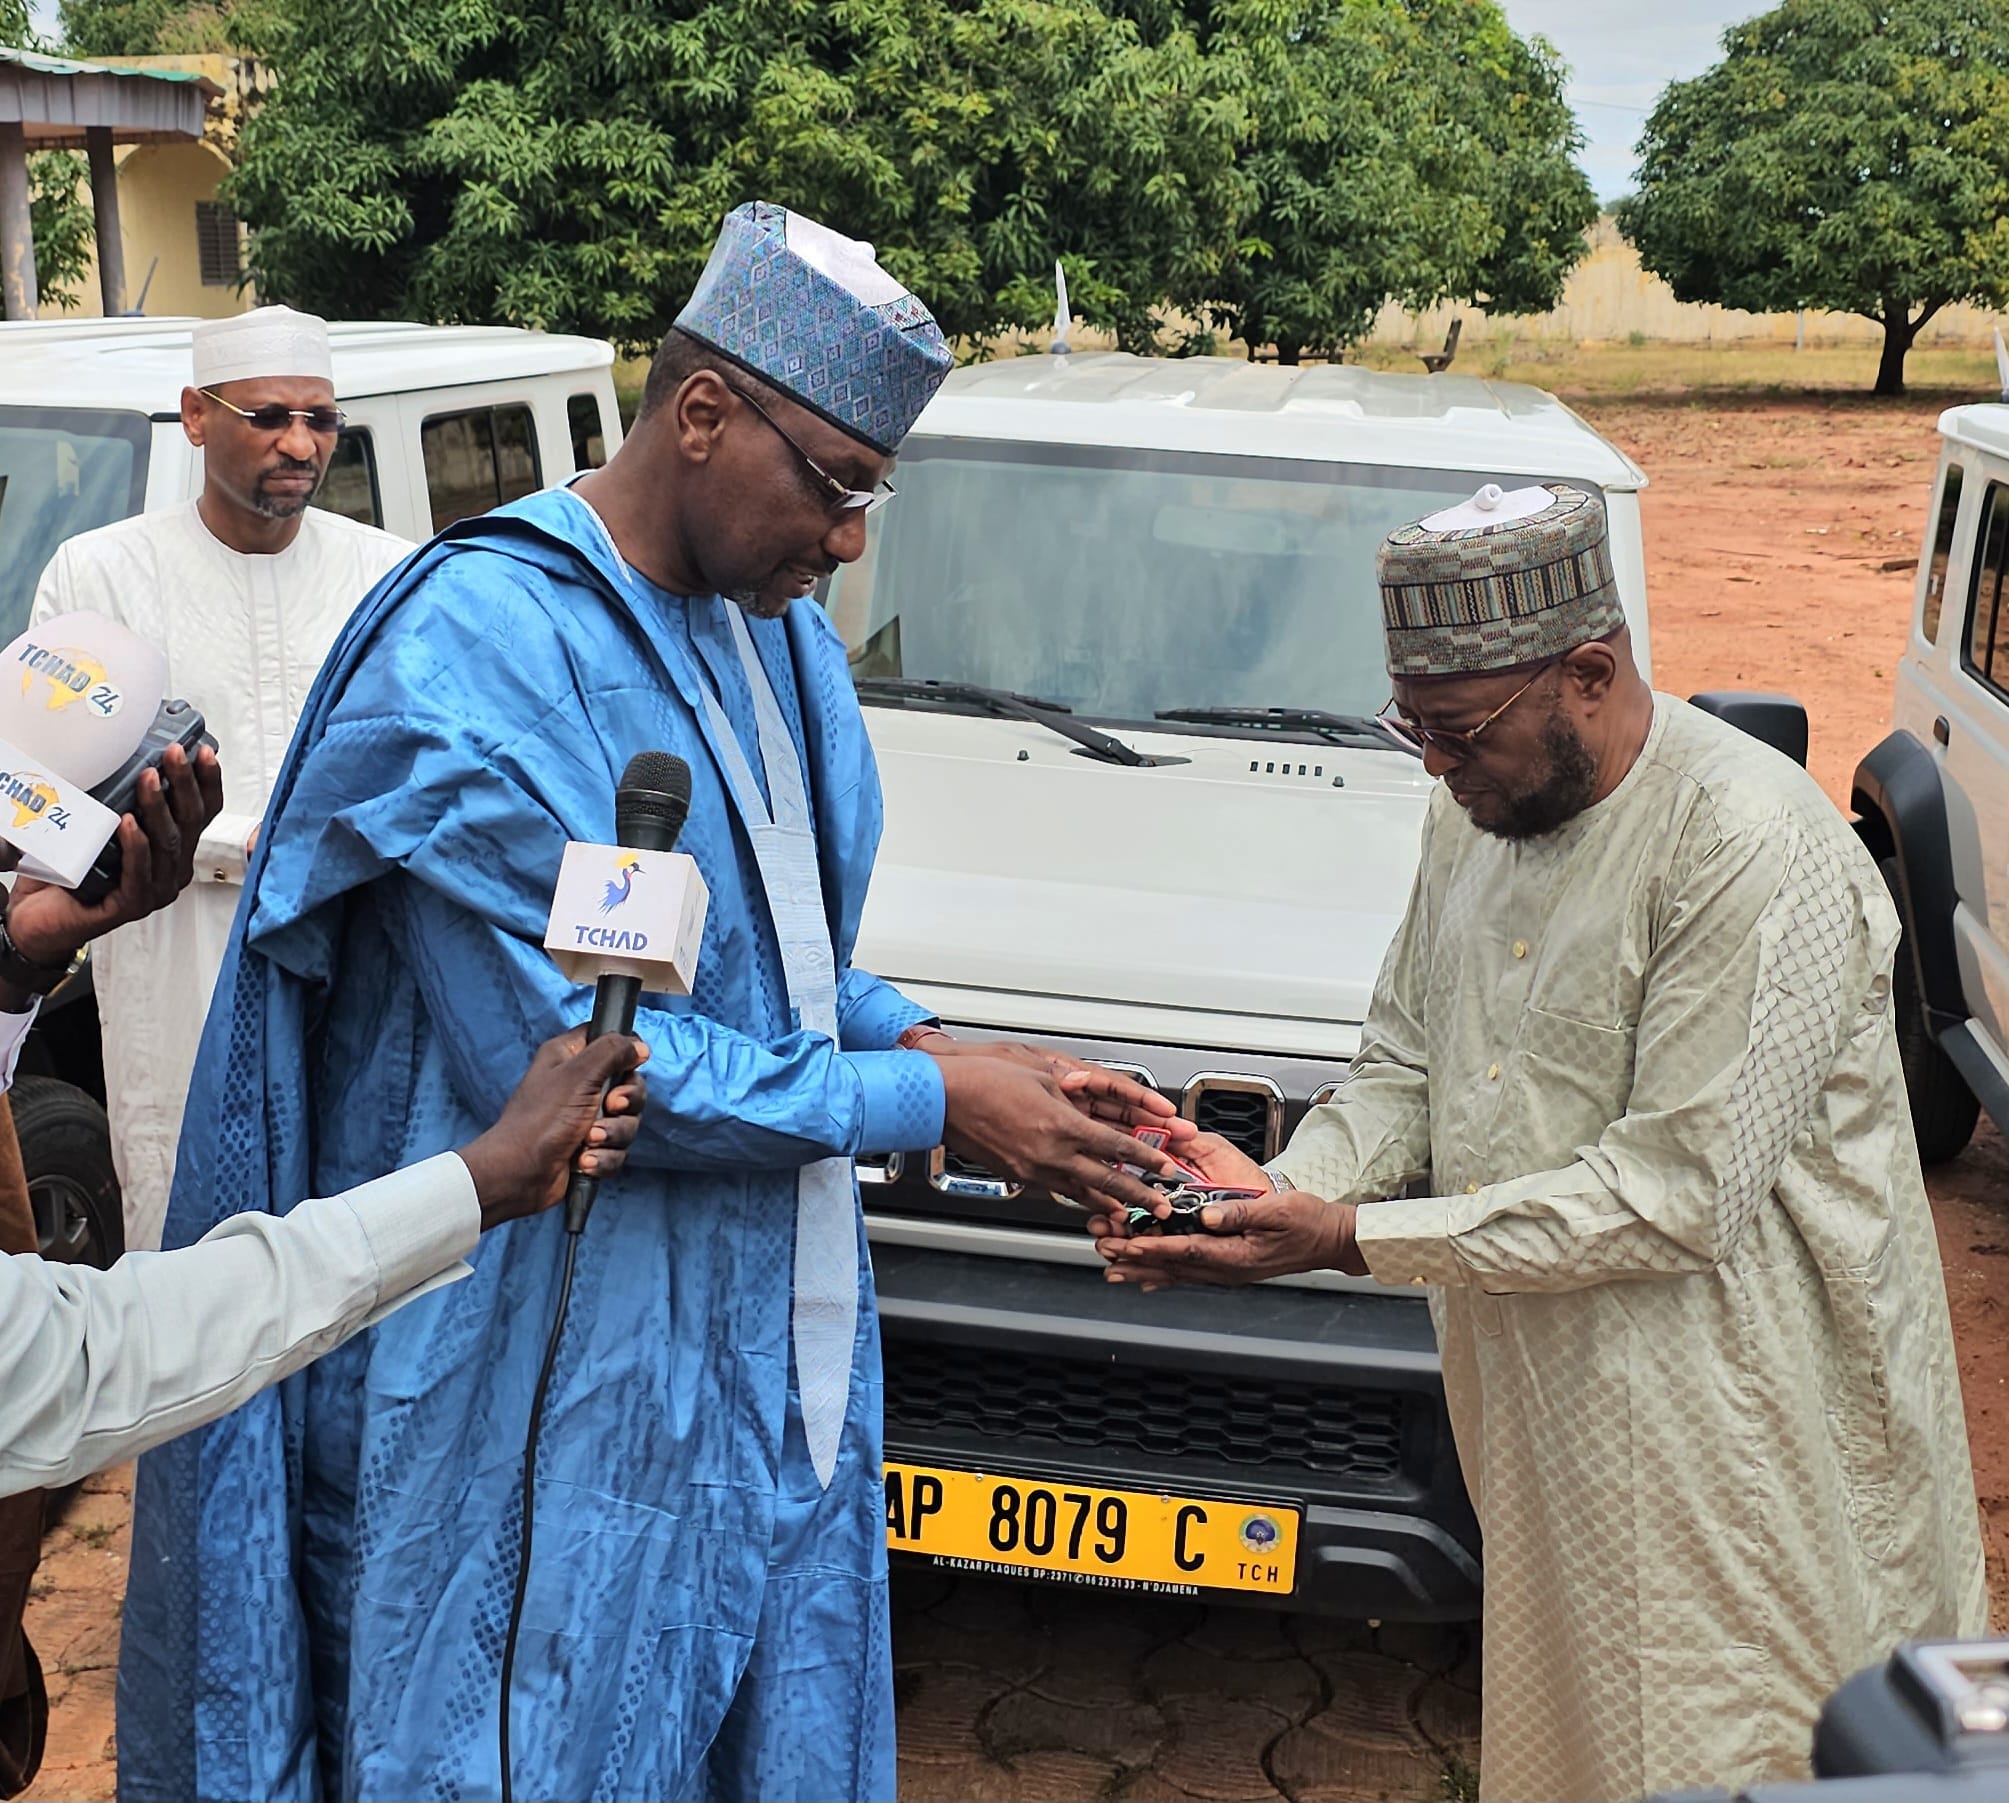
top-left (725, 382), bottom-right (896, 515)
top-left (1377, 661), bottom-right (1556, 754)
top-left (198, 389), bottom-right (347, 436)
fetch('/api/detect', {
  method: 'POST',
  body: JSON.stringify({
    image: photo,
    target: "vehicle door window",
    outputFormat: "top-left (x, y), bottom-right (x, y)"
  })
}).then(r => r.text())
top-left (1921, 461), bottom-right (1964, 645)
top-left (0, 407), bottom-right (151, 642)
top-left (1961, 481), bottom-right (2009, 703)
top-left (420, 404), bottom-right (542, 533)
top-left (568, 394), bottom-right (607, 472)
top-left (315, 428), bottom-right (383, 528)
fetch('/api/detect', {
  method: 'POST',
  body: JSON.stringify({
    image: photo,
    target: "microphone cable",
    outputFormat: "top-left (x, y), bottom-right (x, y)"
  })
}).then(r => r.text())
top-left (498, 751), bottom-right (691, 1803)
top-left (498, 1224), bottom-right (579, 1803)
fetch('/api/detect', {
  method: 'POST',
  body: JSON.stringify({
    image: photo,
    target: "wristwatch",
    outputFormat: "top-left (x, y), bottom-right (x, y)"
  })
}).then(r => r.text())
top-left (0, 916), bottom-right (83, 996)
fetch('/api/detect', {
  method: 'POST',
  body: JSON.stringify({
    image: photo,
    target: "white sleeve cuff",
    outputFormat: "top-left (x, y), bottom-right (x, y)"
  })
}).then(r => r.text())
top-left (0, 999), bottom-right (42, 1096)
top-left (333, 1151), bottom-right (482, 1310)
top-left (194, 811), bottom-right (261, 886)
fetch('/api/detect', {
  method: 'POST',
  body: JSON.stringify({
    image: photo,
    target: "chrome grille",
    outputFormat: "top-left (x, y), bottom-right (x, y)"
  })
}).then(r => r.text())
top-left (931, 1146), bottom-right (1019, 1199)
top-left (1183, 1074), bottom-right (1284, 1161)
top-left (883, 1337), bottom-right (1407, 1484)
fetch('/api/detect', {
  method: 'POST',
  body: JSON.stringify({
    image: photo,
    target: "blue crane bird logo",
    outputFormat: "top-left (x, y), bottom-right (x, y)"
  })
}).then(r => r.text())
top-left (600, 855), bottom-right (643, 914)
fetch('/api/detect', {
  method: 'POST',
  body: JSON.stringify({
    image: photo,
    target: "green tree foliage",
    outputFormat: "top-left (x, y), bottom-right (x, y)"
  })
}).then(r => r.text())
top-left (227, 0), bottom-right (1255, 352)
top-left (1, 0), bottom-right (32, 40)
top-left (30, 152), bottom-right (96, 307)
top-left (1176, 0), bottom-right (1596, 363)
top-left (1617, 0), bottom-right (2009, 396)
top-left (225, 0), bottom-right (1591, 361)
top-left (59, 0), bottom-right (247, 54)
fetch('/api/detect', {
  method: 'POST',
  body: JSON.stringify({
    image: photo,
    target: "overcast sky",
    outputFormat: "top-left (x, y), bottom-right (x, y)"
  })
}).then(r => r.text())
top-left (26, 0), bottom-right (1749, 205)
top-left (1498, 0), bottom-right (1755, 202)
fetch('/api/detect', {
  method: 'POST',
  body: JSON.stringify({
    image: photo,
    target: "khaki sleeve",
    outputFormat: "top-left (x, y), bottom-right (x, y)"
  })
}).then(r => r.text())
top-left (1268, 819), bottom-right (1435, 1206)
top-left (1356, 813), bottom-right (1860, 1291)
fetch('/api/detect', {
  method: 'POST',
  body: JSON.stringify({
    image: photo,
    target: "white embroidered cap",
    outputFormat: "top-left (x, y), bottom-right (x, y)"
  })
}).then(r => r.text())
top-left (190, 305), bottom-right (334, 388)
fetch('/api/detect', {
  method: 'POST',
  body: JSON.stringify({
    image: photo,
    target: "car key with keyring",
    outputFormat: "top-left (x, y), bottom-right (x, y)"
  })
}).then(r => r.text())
top-left (1120, 1124), bottom-right (1267, 1236)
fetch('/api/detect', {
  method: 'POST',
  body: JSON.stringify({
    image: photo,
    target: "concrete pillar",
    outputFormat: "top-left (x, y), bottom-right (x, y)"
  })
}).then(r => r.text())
top-left (86, 127), bottom-right (125, 317)
top-left (0, 122), bottom-right (37, 324)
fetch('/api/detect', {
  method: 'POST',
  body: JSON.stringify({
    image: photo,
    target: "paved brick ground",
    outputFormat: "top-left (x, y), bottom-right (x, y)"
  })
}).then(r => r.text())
top-left (891, 1568), bottom-right (1479, 1803)
top-left (21, 1477), bottom-right (1475, 1803)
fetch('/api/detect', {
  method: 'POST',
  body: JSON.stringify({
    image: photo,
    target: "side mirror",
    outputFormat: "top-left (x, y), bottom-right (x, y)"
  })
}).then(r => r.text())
top-left (1687, 691), bottom-right (1809, 768)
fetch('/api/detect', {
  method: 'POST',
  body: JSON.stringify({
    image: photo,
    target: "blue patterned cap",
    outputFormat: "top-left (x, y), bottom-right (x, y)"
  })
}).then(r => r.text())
top-left (675, 202), bottom-right (953, 456)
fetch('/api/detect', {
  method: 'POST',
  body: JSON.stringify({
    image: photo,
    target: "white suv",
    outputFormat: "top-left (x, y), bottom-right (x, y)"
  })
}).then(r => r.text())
top-left (832, 352), bottom-right (1658, 1618)
top-left (1854, 399), bottom-right (2009, 1163)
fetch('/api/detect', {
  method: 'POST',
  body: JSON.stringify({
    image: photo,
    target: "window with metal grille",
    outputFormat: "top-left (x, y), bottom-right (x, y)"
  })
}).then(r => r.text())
top-left (194, 201), bottom-right (241, 287)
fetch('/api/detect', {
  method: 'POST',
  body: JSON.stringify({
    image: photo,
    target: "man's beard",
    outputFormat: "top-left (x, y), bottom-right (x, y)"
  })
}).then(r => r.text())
top-left (725, 585), bottom-right (793, 620)
top-left (1483, 709), bottom-right (1600, 841)
top-left (252, 461), bottom-right (320, 519)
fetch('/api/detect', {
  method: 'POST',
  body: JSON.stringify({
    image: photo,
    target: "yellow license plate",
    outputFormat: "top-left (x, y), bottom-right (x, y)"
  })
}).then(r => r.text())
top-left (885, 1461), bottom-right (1299, 1597)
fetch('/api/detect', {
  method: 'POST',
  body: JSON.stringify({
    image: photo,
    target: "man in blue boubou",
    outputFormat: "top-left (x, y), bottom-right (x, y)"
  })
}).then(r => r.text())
top-left (118, 202), bottom-right (1180, 1803)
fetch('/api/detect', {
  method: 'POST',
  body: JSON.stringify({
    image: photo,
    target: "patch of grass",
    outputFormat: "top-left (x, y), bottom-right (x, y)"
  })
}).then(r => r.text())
top-left (614, 333), bottom-right (1998, 411)
top-left (1439, 1751), bottom-right (1480, 1802)
top-left (69, 1520), bottom-right (117, 1550)
top-left (1352, 337), bottom-right (1998, 399)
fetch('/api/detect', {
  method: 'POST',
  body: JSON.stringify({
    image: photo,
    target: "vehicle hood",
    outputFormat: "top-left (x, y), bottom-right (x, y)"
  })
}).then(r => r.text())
top-left (855, 709), bottom-right (1433, 1031)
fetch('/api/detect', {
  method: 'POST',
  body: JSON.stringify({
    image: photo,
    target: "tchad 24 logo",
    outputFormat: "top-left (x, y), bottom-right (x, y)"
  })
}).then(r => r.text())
top-left (15, 642), bottom-right (117, 716)
top-left (599, 854), bottom-right (643, 915)
top-left (1239, 1514), bottom-right (1282, 1555)
top-left (0, 769), bottom-right (63, 832)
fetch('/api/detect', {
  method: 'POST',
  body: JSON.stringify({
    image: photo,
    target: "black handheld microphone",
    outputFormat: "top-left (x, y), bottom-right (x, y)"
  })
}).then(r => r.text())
top-left (562, 749), bottom-right (692, 1233)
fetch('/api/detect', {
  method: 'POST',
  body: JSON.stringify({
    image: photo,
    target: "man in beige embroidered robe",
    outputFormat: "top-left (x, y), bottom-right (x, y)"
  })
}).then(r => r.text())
top-left (1101, 483), bottom-right (1986, 1802)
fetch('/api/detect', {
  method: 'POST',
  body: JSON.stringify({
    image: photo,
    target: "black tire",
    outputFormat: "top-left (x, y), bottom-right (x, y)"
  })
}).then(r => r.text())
top-left (11, 1075), bottom-right (123, 1270)
top-left (1879, 858), bottom-right (1980, 1165)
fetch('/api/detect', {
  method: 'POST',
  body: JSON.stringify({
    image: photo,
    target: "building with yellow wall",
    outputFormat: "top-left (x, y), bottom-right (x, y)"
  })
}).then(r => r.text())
top-left (51, 51), bottom-right (268, 319)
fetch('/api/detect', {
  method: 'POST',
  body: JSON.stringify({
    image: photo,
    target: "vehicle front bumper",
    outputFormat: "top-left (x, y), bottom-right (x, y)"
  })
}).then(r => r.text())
top-left (872, 1240), bottom-right (1483, 1621)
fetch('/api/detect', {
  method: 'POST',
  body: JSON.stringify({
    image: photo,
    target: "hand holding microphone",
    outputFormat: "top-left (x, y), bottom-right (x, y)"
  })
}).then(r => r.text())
top-left (458, 1027), bottom-right (652, 1231)
top-left (0, 741), bottom-right (225, 1011)
top-left (542, 750), bottom-right (702, 1233)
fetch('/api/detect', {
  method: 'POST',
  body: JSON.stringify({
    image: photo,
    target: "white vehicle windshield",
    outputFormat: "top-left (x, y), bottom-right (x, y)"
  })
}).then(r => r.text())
top-left (0, 407), bottom-right (151, 642)
top-left (828, 440), bottom-right (1584, 724)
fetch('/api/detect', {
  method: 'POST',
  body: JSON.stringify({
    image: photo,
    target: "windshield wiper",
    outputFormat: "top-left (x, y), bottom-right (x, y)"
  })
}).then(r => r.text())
top-left (854, 678), bottom-right (1160, 768)
top-left (1154, 705), bottom-right (1419, 756)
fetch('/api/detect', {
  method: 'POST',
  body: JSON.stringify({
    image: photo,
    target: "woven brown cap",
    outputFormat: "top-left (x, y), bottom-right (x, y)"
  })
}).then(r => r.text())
top-left (1377, 483), bottom-right (1624, 678)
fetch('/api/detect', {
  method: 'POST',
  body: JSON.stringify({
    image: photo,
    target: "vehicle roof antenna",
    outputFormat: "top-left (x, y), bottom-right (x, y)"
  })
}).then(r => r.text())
top-left (122, 256), bottom-right (158, 317)
top-left (1051, 260), bottom-right (1070, 358)
top-left (1996, 325), bottom-right (2009, 403)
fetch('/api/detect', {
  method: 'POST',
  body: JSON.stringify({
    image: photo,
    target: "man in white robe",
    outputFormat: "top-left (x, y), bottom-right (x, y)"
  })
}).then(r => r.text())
top-left (30, 307), bottom-right (411, 1250)
top-left (1099, 482), bottom-right (1987, 1802)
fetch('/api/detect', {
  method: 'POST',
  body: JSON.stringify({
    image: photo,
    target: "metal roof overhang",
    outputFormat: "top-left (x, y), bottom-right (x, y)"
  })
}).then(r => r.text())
top-left (0, 46), bottom-right (220, 148)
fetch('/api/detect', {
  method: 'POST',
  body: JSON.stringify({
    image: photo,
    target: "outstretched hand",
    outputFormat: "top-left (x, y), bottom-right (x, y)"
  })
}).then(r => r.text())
top-left (1095, 1190), bottom-right (1367, 1290)
top-left (925, 1037), bottom-right (1185, 1134)
top-left (934, 1053), bottom-right (1184, 1218)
